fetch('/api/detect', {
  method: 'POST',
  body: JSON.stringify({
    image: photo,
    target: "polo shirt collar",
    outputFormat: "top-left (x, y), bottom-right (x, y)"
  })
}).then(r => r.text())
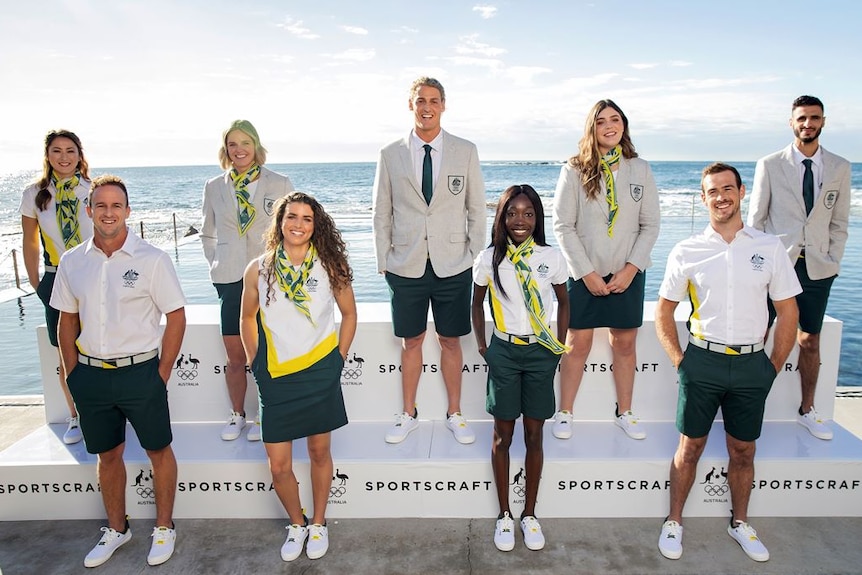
top-left (82, 227), bottom-right (140, 257)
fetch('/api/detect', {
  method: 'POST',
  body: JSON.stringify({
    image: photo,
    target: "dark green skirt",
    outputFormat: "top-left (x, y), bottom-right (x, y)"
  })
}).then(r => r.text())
top-left (567, 271), bottom-right (646, 329)
top-left (255, 347), bottom-right (348, 443)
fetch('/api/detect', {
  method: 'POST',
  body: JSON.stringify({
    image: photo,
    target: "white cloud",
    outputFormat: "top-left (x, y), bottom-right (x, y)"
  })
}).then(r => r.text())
top-left (277, 17), bottom-right (319, 40)
top-left (327, 48), bottom-right (376, 62)
top-left (456, 34), bottom-right (507, 57)
top-left (340, 25), bottom-right (368, 35)
top-left (502, 66), bottom-right (552, 86)
top-left (630, 63), bottom-right (658, 70)
top-left (444, 56), bottom-right (504, 69)
top-left (472, 4), bottom-right (498, 19)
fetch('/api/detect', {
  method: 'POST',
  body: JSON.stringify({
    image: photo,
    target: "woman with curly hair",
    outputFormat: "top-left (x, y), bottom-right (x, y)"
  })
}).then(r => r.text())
top-left (551, 99), bottom-right (660, 441)
top-left (239, 192), bottom-right (356, 562)
top-left (19, 129), bottom-right (93, 444)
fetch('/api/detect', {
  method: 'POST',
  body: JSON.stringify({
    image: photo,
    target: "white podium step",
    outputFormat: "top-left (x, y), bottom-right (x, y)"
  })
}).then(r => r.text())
top-left (2, 419), bottom-right (860, 521)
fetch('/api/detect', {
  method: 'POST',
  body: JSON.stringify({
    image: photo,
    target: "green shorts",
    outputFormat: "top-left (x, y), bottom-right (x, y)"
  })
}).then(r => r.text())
top-left (66, 358), bottom-right (173, 454)
top-left (385, 262), bottom-right (471, 338)
top-left (676, 344), bottom-right (777, 442)
top-left (214, 280), bottom-right (243, 336)
top-left (255, 347), bottom-right (348, 443)
top-left (35, 271), bottom-right (60, 347)
top-left (768, 257), bottom-right (835, 335)
top-left (484, 335), bottom-right (560, 421)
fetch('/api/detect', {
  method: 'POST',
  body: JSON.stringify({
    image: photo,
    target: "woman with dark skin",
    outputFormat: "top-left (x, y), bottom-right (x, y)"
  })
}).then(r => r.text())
top-left (471, 184), bottom-right (569, 551)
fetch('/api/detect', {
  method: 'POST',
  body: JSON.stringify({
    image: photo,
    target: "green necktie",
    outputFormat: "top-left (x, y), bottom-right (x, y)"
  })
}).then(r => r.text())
top-left (422, 144), bottom-right (433, 205)
top-left (802, 159), bottom-right (814, 216)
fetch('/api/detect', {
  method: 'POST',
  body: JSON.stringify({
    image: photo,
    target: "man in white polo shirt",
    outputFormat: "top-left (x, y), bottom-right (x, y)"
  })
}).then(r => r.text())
top-left (655, 163), bottom-right (800, 563)
top-left (51, 174), bottom-right (186, 569)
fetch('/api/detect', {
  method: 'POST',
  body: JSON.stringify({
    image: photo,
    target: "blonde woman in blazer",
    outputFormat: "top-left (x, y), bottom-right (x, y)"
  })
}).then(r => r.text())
top-left (747, 95), bottom-right (851, 440)
top-left (201, 120), bottom-right (294, 442)
top-left (551, 99), bottom-right (660, 441)
top-left (372, 77), bottom-right (486, 445)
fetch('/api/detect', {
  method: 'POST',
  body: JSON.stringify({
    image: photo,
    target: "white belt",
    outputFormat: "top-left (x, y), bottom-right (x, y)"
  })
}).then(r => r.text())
top-left (44, 266), bottom-right (58, 273)
top-left (688, 335), bottom-right (763, 356)
top-left (493, 327), bottom-right (538, 345)
top-left (78, 349), bottom-right (158, 369)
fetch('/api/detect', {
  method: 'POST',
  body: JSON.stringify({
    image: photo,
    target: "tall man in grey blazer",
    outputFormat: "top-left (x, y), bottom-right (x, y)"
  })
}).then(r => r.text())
top-left (748, 95), bottom-right (851, 440)
top-left (372, 77), bottom-right (486, 445)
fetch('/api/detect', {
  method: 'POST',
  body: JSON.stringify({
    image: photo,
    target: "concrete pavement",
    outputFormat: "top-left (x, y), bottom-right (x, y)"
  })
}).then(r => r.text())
top-left (2, 393), bottom-right (862, 575)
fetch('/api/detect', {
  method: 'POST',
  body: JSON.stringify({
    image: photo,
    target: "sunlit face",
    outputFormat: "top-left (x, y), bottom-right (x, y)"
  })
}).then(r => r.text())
top-left (409, 85), bottom-right (445, 140)
top-left (87, 185), bottom-right (130, 241)
top-left (595, 106), bottom-right (625, 154)
top-left (47, 136), bottom-right (80, 180)
top-left (226, 129), bottom-right (256, 172)
top-left (280, 202), bottom-right (314, 250)
top-left (791, 105), bottom-right (825, 145)
top-left (701, 170), bottom-right (745, 225)
top-left (504, 194), bottom-right (537, 245)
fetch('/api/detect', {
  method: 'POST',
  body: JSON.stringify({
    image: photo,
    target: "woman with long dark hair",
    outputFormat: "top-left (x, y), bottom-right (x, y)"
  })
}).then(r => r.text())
top-left (240, 192), bottom-right (356, 562)
top-left (19, 129), bottom-right (93, 444)
top-left (551, 99), bottom-right (660, 441)
top-left (472, 184), bottom-right (569, 551)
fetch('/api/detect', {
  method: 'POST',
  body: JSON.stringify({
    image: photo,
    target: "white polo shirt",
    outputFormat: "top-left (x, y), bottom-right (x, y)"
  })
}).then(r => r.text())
top-left (50, 229), bottom-right (186, 358)
top-left (473, 243), bottom-right (569, 335)
top-left (19, 181), bottom-right (94, 267)
top-left (659, 224), bottom-right (801, 345)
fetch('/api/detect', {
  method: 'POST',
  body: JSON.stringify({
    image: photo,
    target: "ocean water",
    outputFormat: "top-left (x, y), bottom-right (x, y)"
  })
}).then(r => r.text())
top-left (1, 161), bottom-right (860, 394)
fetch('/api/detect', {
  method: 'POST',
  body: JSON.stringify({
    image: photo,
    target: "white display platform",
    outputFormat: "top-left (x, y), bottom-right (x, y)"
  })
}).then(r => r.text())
top-left (2, 302), bottom-right (858, 521)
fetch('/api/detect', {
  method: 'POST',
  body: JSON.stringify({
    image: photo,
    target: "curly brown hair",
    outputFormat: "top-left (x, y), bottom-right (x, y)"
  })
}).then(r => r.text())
top-left (260, 192), bottom-right (353, 306)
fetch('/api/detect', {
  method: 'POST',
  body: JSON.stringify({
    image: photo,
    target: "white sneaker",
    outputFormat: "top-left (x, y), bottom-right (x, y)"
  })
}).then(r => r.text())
top-left (727, 519), bottom-right (769, 562)
top-left (797, 407), bottom-right (833, 440)
top-left (281, 523), bottom-right (308, 562)
top-left (658, 519), bottom-right (683, 560)
top-left (615, 409), bottom-right (647, 440)
top-left (83, 524), bottom-right (132, 568)
top-left (247, 419), bottom-right (262, 441)
top-left (520, 515), bottom-right (546, 550)
top-left (385, 411), bottom-right (418, 444)
top-left (64, 416), bottom-right (83, 445)
top-left (220, 411), bottom-right (246, 441)
top-left (445, 412), bottom-right (476, 444)
top-left (552, 410), bottom-right (573, 439)
top-left (306, 524), bottom-right (329, 559)
top-left (147, 526), bottom-right (176, 566)
top-left (494, 512), bottom-right (515, 551)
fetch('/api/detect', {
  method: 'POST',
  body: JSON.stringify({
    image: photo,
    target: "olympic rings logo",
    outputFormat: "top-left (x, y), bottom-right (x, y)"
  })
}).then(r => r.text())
top-left (136, 487), bottom-right (155, 499)
top-left (329, 486), bottom-right (347, 498)
top-left (512, 485), bottom-right (526, 497)
top-left (174, 369), bottom-right (198, 380)
top-left (341, 368), bottom-right (362, 380)
top-left (704, 484), bottom-right (729, 497)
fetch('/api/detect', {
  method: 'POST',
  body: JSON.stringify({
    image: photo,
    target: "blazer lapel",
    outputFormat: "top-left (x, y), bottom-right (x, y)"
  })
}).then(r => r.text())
top-left (780, 145), bottom-right (806, 213)
top-left (397, 135), bottom-right (422, 200)
top-left (432, 130), bottom-right (456, 205)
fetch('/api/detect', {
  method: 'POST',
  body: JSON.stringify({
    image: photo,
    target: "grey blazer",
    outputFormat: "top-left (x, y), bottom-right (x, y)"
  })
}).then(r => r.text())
top-left (552, 157), bottom-right (660, 280)
top-left (201, 166), bottom-right (294, 284)
top-left (748, 145), bottom-right (851, 280)
top-left (372, 130), bottom-right (486, 278)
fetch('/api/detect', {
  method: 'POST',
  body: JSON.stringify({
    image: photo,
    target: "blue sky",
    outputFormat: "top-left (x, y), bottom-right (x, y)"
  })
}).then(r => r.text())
top-left (2, 0), bottom-right (860, 169)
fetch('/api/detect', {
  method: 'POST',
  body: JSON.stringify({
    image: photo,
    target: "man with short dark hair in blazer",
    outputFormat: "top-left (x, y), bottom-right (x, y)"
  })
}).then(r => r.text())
top-left (748, 95), bottom-right (851, 440)
top-left (372, 76), bottom-right (486, 445)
